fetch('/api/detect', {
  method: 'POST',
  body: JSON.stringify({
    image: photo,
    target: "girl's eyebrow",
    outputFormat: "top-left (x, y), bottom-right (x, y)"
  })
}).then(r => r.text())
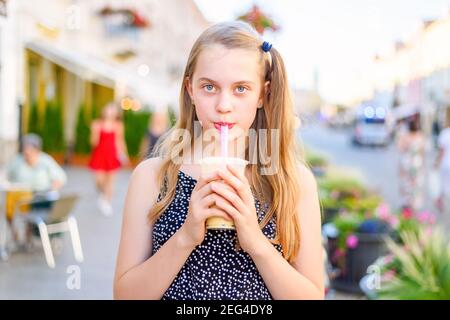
top-left (197, 77), bottom-right (255, 85)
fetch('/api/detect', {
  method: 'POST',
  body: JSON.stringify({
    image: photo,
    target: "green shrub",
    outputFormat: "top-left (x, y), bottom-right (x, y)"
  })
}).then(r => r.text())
top-left (74, 105), bottom-right (92, 155)
top-left (123, 110), bottom-right (151, 157)
top-left (41, 101), bottom-right (65, 152)
top-left (28, 102), bottom-right (42, 137)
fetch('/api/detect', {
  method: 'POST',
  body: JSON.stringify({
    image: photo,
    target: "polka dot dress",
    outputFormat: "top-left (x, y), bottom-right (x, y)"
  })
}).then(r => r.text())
top-left (152, 170), bottom-right (283, 300)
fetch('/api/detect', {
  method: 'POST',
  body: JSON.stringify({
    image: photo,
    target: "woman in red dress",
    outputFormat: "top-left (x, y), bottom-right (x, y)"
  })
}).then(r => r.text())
top-left (89, 103), bottom-right (129, 216)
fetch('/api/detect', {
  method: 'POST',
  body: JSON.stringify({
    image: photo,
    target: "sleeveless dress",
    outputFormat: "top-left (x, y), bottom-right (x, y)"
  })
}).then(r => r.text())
top-left (152, 170), bottom-right (282, 300)
top-left (88, 128), bottom-right (121, 172)
top-left (399, 136), bottom-right (424, 210)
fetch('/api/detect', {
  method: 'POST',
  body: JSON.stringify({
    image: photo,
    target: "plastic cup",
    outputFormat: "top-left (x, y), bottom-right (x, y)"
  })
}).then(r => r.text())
top-left (198, 156), bottom-right (248, 230)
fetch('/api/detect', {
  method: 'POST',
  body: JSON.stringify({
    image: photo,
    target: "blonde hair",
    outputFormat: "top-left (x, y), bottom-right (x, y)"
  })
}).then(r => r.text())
top-left (148, 21), bottom-right (304, 263)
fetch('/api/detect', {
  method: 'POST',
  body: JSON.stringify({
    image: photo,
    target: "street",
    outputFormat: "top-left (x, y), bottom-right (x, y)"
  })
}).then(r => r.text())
top-left (298, 122), bottom-right (401, 209)
top-left (0, 123), bottom-right (447, 299)
top-left (299, 121), bottom-right (449, 231)
top-left (0, 167), bottom-right (129, 299)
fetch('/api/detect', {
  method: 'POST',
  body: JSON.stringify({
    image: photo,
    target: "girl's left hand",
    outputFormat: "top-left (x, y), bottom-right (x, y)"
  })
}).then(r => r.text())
top-left (211, 165), bottom-right (269, 256)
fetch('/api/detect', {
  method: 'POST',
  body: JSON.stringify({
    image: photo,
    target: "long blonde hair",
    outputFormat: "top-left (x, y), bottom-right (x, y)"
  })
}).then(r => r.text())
top-left (148, 21), bottom-right (303, 263)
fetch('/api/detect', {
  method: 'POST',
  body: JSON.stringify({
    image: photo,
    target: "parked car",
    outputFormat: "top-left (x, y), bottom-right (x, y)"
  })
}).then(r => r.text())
top-left (351, 106), bottom-right (393, 147)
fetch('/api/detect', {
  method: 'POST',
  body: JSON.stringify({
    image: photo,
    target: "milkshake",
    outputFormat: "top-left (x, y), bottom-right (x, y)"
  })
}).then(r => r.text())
top-left (198, 156), bottom-right (248, 230)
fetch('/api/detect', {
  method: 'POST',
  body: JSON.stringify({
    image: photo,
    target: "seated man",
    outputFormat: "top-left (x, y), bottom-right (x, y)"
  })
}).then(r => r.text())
top-left (5, 133), bottom-right (67, 220)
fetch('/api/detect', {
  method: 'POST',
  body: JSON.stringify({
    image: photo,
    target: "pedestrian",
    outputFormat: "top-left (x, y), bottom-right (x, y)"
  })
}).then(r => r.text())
top-left (89, 102), bottom-right (129, 216)
top-left (397, 116), bottom-right (425, 211)
top-left (140, 109), bottom-right (169, 158)
top-left (114, 21), bottom-right (324, 300)
top-left (435, 111), bottom-right (450, 214)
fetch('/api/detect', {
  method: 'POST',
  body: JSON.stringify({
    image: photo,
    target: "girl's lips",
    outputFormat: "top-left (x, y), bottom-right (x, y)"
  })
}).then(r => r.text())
top-left (214, 123), bottom-right (235, 130)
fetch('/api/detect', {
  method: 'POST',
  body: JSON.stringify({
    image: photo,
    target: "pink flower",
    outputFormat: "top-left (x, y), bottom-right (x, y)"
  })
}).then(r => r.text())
top-left (382, 269), bottom-right (397, 282)
top-left (388, 216), bottom-right (400, 229)
top-left (377, 203), bottom-right (391, 220)
top-left (416, 211), bottom-right (437, 225)
top-left (429, 214), bottom-right (436, 225)
top-left (416, 211), bottom-right (431, 224)
top-left (330, 190), bottom-right (339, 200)
top-left (331, 248), bottom-right (345, 262)
top-left (383, 254), bottom-right (394, 265)
top-left (346, 234), bottom-right (359, 249)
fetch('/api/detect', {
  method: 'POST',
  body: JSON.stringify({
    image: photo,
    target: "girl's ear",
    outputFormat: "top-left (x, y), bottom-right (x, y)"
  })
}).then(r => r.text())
top-left (258, 81), bottom-right (270, 108)
top-left (185, 77), bottom-right (193, 100)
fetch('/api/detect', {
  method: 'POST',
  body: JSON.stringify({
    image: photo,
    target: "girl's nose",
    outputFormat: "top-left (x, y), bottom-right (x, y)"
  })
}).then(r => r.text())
top-left (216, 93), bottom-right (233, 113)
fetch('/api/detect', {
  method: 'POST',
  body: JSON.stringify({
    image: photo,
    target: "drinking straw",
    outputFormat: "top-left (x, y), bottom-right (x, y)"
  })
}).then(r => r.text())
top-left (220, 125), bottom-right (228, 157)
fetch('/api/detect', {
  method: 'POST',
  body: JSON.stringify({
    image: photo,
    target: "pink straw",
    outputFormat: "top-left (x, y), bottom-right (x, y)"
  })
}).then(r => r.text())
top-left (220, 125), bottom-right (228, 157)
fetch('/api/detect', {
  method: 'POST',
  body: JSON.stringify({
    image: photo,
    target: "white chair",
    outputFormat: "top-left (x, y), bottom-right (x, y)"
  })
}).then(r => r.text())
top-left (18, 194), bottom-right (83, 268)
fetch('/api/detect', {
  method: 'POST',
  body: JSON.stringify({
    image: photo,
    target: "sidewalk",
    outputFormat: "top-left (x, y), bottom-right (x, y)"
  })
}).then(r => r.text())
top-left (0, 167), bottom-right (131, 299)
top-left (0, 165), bottom-right (364, 300)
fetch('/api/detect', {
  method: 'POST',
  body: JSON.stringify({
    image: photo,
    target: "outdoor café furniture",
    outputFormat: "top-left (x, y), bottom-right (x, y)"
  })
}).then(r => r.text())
top-left (0, 182), bottom-right (32, 262)
top-left (16, 193), bottom-right (83, 268)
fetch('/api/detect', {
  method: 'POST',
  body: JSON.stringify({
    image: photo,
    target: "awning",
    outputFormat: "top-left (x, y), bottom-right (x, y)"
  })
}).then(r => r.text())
top-left (25, 39), bottom-right (174, 110)
top-left (392, 104), bottom-right (420, 121)
top-left (26, 40), bottom-right (119, 88)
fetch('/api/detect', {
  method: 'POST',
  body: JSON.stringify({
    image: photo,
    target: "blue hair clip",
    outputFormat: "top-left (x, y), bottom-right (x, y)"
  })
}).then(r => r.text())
top-left (261, 41), bottom-right (272, 52)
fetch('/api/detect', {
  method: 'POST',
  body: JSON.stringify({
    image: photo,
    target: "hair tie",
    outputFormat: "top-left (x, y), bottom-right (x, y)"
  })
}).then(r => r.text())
top-left (261, 41), bottom-right (272, 52)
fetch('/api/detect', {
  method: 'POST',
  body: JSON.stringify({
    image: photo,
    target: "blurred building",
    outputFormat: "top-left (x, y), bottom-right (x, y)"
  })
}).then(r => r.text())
top-left (0, 0), bottom-right (209, 166)
top-left (369, 15), bottom-right (450, 127)
top-left (292, 88), bottom-right (322, 115)
top-left (0, 0), bottom-right (19, 165)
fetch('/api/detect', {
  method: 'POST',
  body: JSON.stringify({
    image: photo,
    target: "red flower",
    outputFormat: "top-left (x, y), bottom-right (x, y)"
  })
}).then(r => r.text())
top-left (401, 207), bottom-right (413, 219)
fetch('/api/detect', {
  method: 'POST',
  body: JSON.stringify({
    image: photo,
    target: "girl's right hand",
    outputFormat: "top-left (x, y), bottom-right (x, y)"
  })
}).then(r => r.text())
top-left (179, 171), bottom-right (233, 248)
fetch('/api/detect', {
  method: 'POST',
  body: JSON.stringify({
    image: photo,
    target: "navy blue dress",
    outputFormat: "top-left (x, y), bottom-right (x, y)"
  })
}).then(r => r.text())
top-left (152, 170), bottom-right (282, 300)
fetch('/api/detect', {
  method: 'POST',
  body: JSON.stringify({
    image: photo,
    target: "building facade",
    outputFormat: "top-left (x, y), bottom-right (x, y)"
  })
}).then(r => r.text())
top-left (0, 0), bottom-right (210, 165)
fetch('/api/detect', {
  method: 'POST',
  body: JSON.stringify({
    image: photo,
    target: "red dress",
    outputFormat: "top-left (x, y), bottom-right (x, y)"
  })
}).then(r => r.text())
top-left (88, 129), bottom-right (121, 172)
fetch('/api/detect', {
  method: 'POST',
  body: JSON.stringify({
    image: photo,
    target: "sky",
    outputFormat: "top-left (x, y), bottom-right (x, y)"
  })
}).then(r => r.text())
top-left (193, 0), bottom-right (450, 104)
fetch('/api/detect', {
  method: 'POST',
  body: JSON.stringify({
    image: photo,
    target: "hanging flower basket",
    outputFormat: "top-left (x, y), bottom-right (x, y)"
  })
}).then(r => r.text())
top-left (98, 6), bottom-right (150, 29)
top-left (237, 5), bottom-right (279, 35)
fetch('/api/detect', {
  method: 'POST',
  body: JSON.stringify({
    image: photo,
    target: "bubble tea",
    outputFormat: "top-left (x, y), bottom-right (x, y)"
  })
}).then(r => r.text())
top-left (199, 156), bottom-right (248, 230)
top-left (199, 124), bottom-right (248, 230)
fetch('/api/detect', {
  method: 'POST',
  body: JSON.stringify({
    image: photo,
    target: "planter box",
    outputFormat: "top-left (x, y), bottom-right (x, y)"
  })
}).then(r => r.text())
top-left (69, 154), bottom-right (91, 167)
top-left (329, 233), bottom-right (389, 294)
top-left (311, 166), bottom-right (327, 177)
top-left (322, 207), bottom-right (340, 225)
top-left (48, 152), bottom-right (66, 166)
top-left (129, 156), bottom-right (142, 169)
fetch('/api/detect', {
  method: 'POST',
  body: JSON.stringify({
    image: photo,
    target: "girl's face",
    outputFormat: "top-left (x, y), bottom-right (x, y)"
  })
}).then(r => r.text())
top-left (186, 45), bottom-right (269, 140)
top-left (103, 105), bottom-right (118, 120)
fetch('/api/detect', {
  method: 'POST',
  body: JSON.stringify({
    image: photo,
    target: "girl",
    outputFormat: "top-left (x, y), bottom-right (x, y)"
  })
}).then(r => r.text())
top-left (114, 21), bottom-right (324, 299)
top-left (89, 103), bottom-right (129, 216)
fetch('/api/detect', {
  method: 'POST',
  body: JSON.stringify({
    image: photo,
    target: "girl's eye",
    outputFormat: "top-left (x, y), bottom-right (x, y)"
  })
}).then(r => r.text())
top-left (204, 84), bottom-right (215, 92)
top-left (236, 86), bottom-right (247, 93)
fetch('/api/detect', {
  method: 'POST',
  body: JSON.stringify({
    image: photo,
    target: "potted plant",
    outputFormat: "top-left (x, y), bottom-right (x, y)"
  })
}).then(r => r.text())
top-left (328, 204), bottom-right (437, 294)
top-left (123, 109), bottom-right (151, 168)
top-left (237, 5), bottom-right (280, 35)
top-left (71, 105), bottom-right (92, 167)
top-left (305, 149), bottom-right (329, 177)
top-left (325, 210), bottom-right (392, 293)
top-left (318, 175), bottom-right (381, 224)
top-left (42, 101), bottom-right (66, 164)
top-left (362, 226), bottom-right (450, 300)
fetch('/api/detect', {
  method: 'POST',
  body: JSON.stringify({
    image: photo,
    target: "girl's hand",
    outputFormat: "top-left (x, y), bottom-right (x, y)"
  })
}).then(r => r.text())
top-left (179, 171), bottom-right (232, 249)
top-left (119, 153), bottom-right (130, 167)
top-left (211, 165), bottom-right (269, 256)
